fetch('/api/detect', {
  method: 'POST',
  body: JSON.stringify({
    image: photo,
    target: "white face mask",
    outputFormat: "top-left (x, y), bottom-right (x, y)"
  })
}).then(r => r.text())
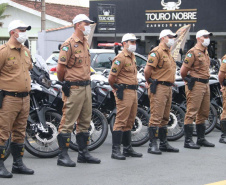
top-left (202, 38), bottom-right (210, 47)
top-left (127, 44), bottom-right (136, 53)
top-left (166, 38), bottom-right (175, 48)
top-left (82, 25), bottom-right (91, 36)
top-left (15, 32), bottom-right (27, 43)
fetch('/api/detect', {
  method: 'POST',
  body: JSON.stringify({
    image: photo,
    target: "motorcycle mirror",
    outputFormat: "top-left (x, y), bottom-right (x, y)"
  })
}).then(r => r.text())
top-left (58, 44), bottom-right (62, 51)
top-left (24, 39), bottom-right (29, 49)
top-left (52, 57), bottom-right (58, 62)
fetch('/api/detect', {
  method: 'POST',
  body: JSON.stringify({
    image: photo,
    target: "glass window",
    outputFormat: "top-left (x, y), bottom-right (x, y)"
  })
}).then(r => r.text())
top-left (93, 53), bottom-right (115, 70)
top-left (135, 55), bottom-right (146, 67)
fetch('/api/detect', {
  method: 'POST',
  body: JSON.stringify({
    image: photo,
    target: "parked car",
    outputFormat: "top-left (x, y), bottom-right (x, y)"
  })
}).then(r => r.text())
top-left (46, 48), bottom-right (147, 80)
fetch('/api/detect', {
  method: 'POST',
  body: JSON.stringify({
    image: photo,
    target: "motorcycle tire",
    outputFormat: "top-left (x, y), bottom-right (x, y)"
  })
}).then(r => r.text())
top-left (25, 111), bottom-right (61, 158)
top-left (110, 107), bottom-right (150, 147)
top-left (69, 108), bottom-right (108, 151)
top-left (167, 104), bottom-right (185, 141)
top-left (193, 104), bottom-right (218, 136)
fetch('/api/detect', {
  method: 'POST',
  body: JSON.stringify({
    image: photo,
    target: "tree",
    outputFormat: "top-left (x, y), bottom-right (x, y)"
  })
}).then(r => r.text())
top-left (0, 3), bottom-right (10, 27)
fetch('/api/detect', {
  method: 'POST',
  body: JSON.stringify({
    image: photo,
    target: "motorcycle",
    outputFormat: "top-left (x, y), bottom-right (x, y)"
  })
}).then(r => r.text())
top-left (4, 54), bottom-right (62, 159)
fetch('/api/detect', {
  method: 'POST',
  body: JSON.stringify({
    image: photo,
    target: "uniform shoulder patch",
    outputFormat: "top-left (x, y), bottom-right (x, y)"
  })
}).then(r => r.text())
top-left (184, 59), bottom-right (189, 64)
top-left (187, 53), bottom-right (192, 58)
top-left (24, 51), bottom-right (28, 57)
top-left (112, 67), bottom-right (117, 73)
top-left (114, 60), bottom-right (121, 65)
top-left (223, 59), bottom-right (226, 63)
top-left (150, 53), bottom-right (156, 57)
top-left (148, 59), bottom-right (154, 63)
top-left (60, 56), bottom-right (66, 62)
top-left (62, 46), bottom-right (69, 52)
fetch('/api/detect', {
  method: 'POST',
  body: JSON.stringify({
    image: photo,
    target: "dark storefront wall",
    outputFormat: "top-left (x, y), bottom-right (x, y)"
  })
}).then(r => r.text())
top-left (90, 0), bottom-right (226, 58)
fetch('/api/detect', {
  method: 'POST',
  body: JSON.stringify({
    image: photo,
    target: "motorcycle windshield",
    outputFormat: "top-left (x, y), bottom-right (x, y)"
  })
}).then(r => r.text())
top-left (35, 54), bottom-right (49, 73)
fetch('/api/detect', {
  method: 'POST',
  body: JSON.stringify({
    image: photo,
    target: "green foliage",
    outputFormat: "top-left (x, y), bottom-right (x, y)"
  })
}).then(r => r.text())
top-left (0, 3), bottom-right (9, 20)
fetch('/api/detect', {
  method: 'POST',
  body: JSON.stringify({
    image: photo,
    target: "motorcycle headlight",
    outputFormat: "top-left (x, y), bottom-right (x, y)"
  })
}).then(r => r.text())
top-left (39, 76), bottom-right (52, 89)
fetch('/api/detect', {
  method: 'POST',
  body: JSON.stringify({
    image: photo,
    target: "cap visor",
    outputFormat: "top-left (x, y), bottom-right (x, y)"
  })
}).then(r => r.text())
top-left (84, 20), bottom-right (94, 24)
top-left (18, 26), bottom-right (31, 31)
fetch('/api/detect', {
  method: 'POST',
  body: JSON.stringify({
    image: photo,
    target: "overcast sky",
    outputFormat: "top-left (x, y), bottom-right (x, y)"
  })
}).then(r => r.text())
top-left (45, 0), bottom-right (89, 7)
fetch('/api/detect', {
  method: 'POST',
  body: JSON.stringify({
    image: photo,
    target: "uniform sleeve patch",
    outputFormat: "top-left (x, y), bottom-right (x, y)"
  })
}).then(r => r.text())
top-left (112, 67), bottom-right (117, 73)
top-left (60, 56), bottom-right (66, 62)
top-left (187, 53), bottom-right (192, 58)
top-left (150, 53), bottom-right (156, 57)
top-left (62, 46), bottom-right (69, 52)
top-left (114, 60), bottom-right (121, 65)
top-left (184, 59), bottom-right (189, 64)
top-left (148, 59), bottom-right (154, 63)
top-left (223, 59), bottom-right (226, 63)
top-left (25, 51), bottom-right (28, 57)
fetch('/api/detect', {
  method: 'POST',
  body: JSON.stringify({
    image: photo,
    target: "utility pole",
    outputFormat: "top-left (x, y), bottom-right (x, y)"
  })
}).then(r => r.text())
top-left (41, 0), bottom-right (46, 31)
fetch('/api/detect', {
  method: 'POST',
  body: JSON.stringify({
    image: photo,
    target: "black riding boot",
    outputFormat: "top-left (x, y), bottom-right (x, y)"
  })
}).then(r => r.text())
top-left (122, 131), bottom-right (143, 157)
top-left (57, 133), bottom-right (76, 167)
top-left (111, 131), bottom-right (126, 160)
top-left (0, 146), bottom-right (12, 178)
top-left (76, 132), bottom-right (101, 164)
top-left (147, 127), bottom-right (162, 155)
top-left (196, 124), bottom-right (215, 147)
top-left (11, 142), bottom-right (34, 174)
top-left (219, 120), bottom-right (226, 144)
top-left (159, 127), bottom-right (179, 153)
top-left (184, 124), bottom-right (200, 149)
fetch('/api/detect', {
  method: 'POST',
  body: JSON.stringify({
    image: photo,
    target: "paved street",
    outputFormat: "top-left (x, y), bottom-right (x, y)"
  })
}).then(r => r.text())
top-left (2, 129), bottom-right (226, 185)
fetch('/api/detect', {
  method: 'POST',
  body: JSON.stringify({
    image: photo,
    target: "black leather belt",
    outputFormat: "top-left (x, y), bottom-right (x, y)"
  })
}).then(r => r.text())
top-left (193, 77), bottom-right (209, 84)
top-left (157, 81), bottom-right (173, 86)
top-left (121, 84), bottom-right (138, 90)
top-left (3, 91), bottom-right (30, 97)
top-left (70, 80), bottom-right (90, 86)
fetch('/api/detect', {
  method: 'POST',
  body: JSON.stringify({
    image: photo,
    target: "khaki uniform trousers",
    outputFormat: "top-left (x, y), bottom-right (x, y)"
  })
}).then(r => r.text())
top-left (113, 89), bottom-right (138, 131)
top-left (0, 95), bottom-right (30, 145)
top-left (221, 87), bottom-right (226, 120)
top-left (148, 84), bottom-right (172, 127)
top-left (58, 85), bottom-right (92, 134)
top-left (184, 81), bottom-right (210, 125)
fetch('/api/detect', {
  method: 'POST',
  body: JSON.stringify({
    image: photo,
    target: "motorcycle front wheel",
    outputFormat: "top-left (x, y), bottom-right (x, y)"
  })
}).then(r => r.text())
top-left (25, 111), bottom-right (61, 158)
top-left (110, 107), bottom-right (150, 147)
top-left (167, 104), bottom-right (185, 141)
top-left (69, 108), bottom-right (108, 151)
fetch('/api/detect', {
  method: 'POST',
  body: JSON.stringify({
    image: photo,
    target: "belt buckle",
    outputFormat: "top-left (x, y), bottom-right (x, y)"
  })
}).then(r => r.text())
top-left (162, 81), bottom-right (165, 85)
top-left (15, 92), bottom-right (17, 97)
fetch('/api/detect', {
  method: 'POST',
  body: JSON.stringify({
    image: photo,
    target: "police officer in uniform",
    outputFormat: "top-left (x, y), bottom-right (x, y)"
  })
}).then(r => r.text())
top-left (108, 33), bottom-right (143, 160)
top-left (144, 29), bottom-right (179, 155)
top-left (180, 30), bottom-right (215, 149)
top-left (218, 54), bottom-right (226, 143)
top-left (56, 14), bottom-right (100, 167)
top-left (0, 20), bottom-right (34, 178)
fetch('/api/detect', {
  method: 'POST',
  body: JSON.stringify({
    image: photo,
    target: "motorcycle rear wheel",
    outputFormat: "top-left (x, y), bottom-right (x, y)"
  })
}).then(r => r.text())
top-left (69, 108), bottom-right (108, 151)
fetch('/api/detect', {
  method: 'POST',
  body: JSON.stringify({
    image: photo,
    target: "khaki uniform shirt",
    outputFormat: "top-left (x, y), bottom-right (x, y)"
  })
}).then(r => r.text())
top-left (0, 43), bottom-right (32, 92)
top-left (109, 48), bottom-right (138, 85)
top-left (220, 55), bottom-right (226, 79)
top-left (183, 44), bottom-right (210, 79)
top-left (146, 43), bottom-right (176, 83)
top-left (58, 33), bottom-right (91, 81)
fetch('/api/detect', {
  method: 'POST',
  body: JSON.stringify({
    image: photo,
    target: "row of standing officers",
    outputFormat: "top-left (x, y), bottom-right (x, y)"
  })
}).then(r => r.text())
top-left (0, 14), bottom-right (226, 178)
